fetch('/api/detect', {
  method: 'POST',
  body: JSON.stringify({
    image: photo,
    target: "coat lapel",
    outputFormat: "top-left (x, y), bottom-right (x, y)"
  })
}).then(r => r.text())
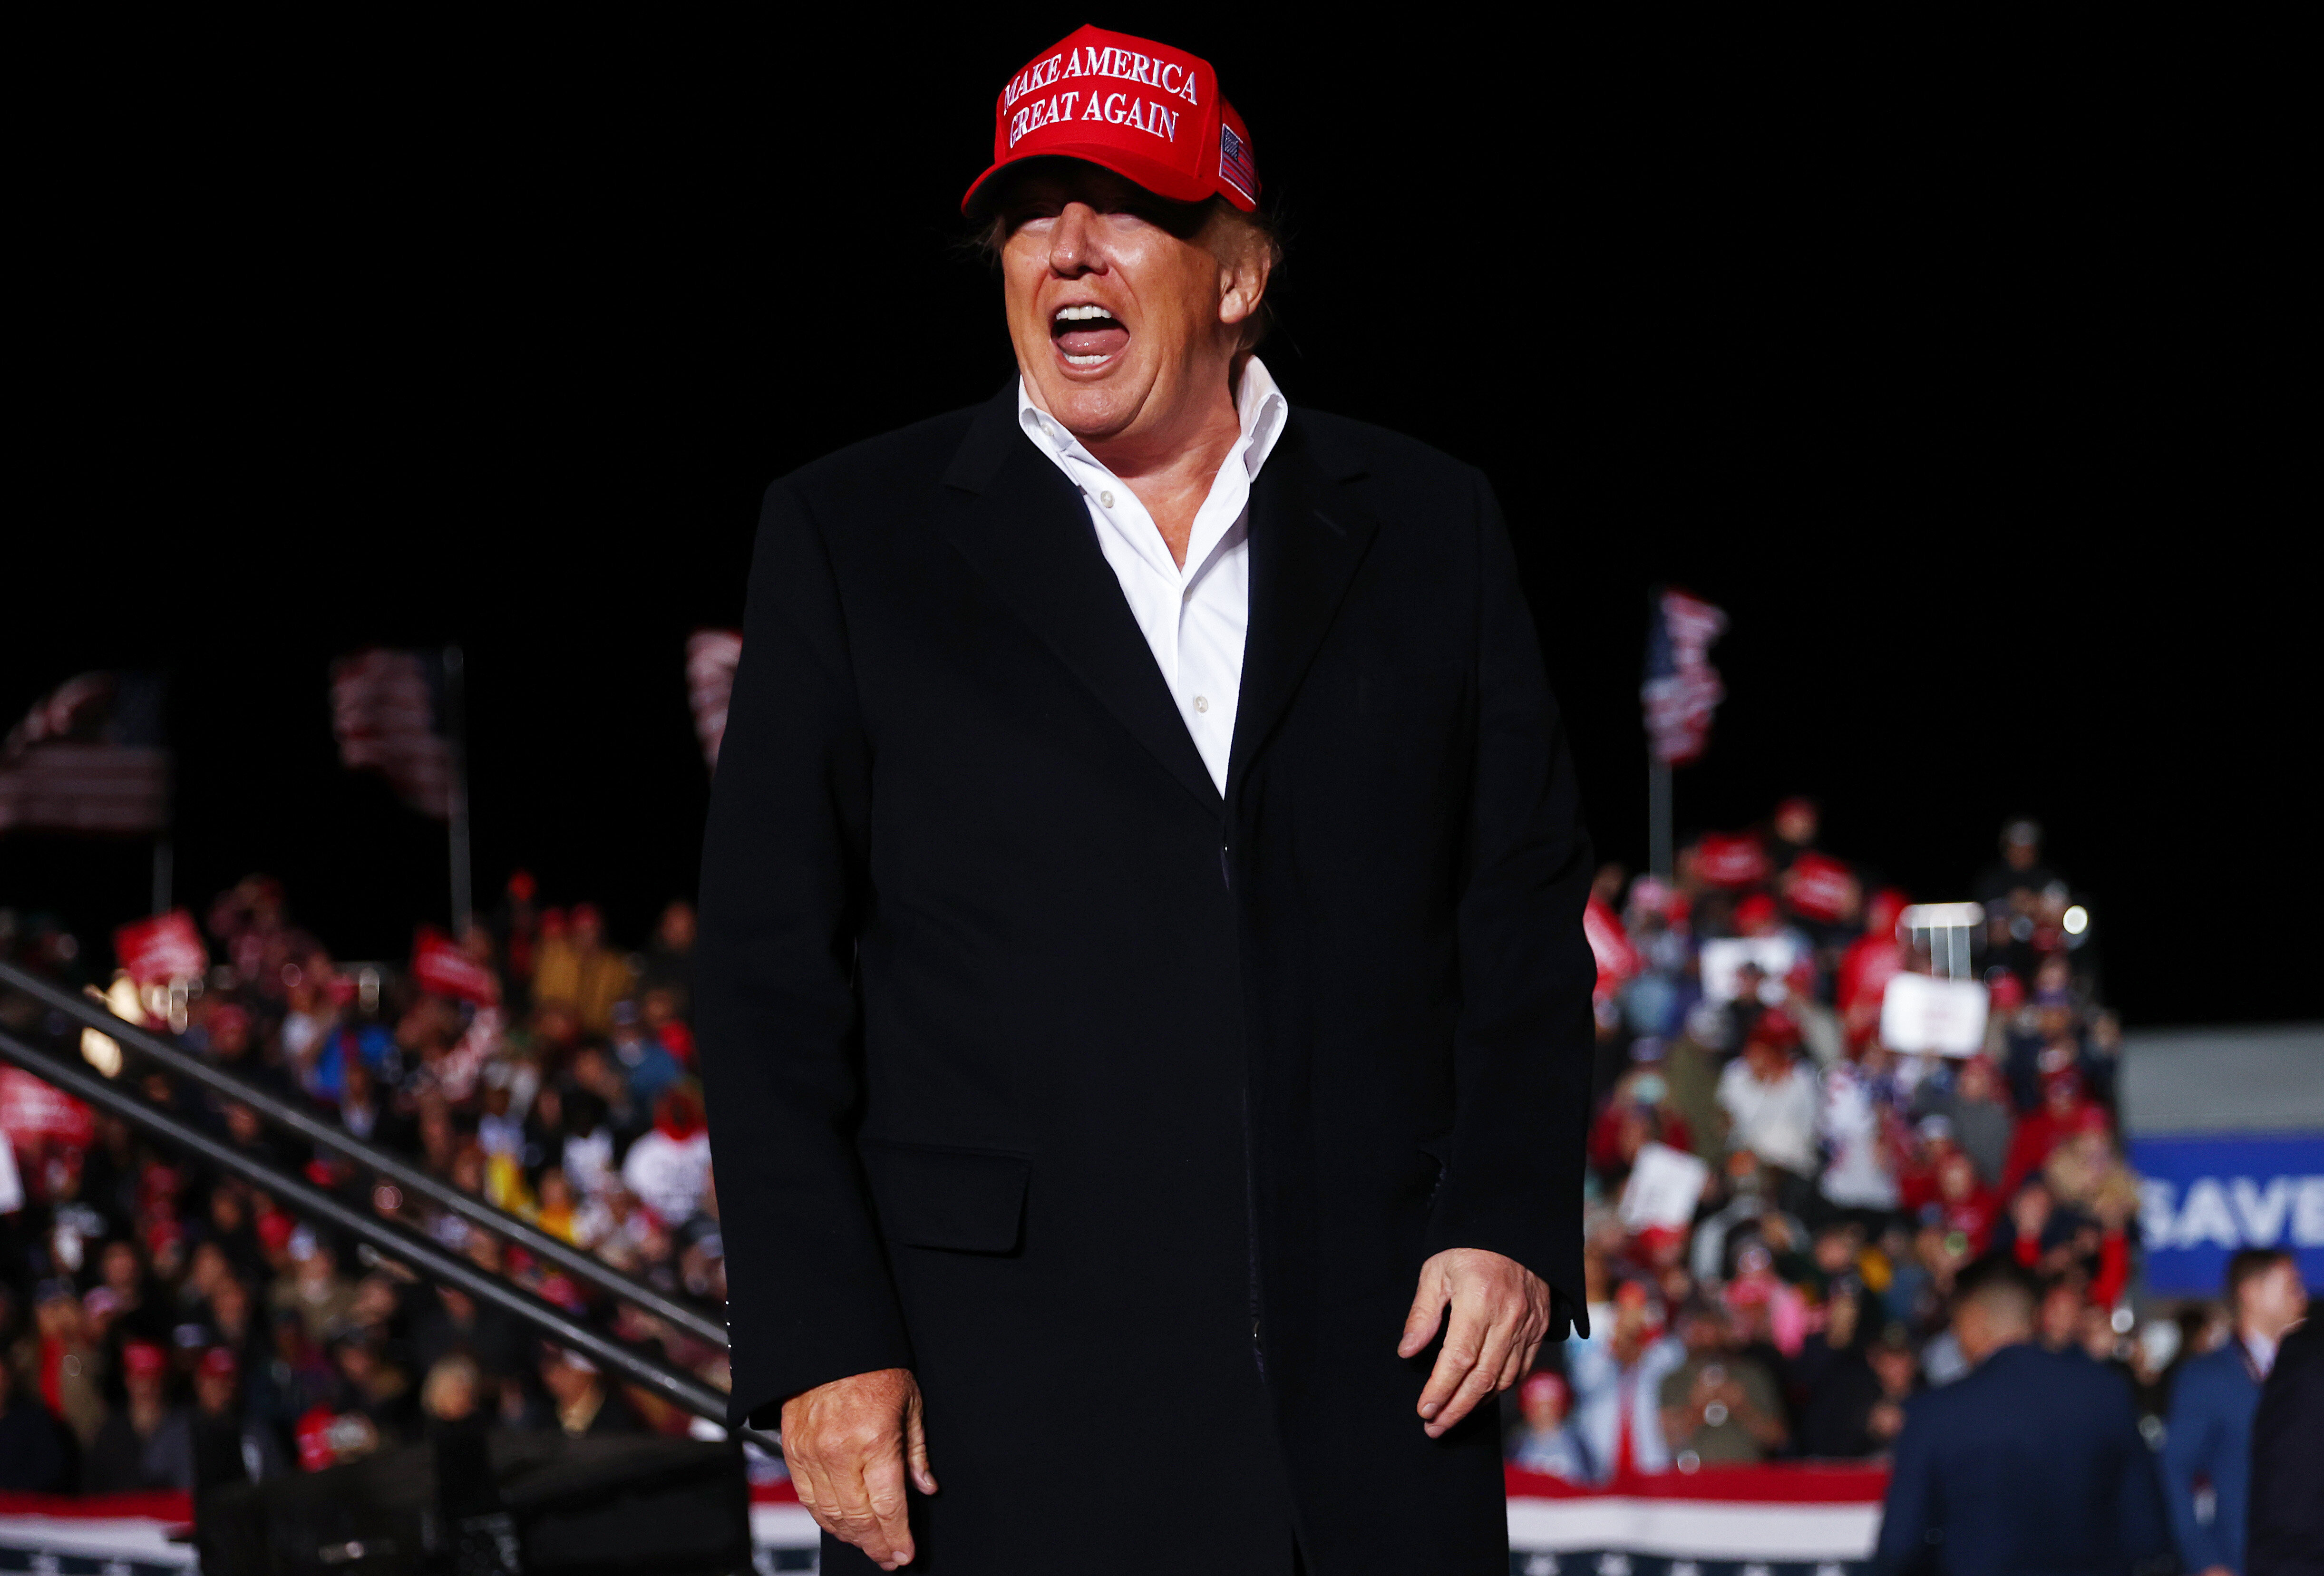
top-left (1227, 415), bottom-right (1379, 795)
top-left (935, 386), bottom-right (1225, 820)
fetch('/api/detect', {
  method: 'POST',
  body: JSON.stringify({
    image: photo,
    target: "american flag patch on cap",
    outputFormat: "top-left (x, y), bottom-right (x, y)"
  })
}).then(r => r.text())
top-left (1218, 121), bottom-right (1257, 204)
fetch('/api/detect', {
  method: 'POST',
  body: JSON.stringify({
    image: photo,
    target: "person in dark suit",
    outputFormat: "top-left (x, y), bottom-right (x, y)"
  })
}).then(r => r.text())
top-left (2246, 1307), bottom-right (2324, 1576)
top-left (1873, 1256), bottom-right (2173, 1575)
top-left (2164, 1248), bottom-right (2309, 1576)
top-left (692, 22), bottom-right (1595, 1576)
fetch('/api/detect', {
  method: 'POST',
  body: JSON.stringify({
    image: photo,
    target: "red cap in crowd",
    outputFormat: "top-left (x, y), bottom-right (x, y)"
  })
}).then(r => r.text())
top-left (257, 1211), bottom-right (296, 1253)
top-left (1733, 893), bottom-right (1780, 934)
top-left (1751, 1006), bottom-right (1801, 1050)
top-left (963, 25), bottom-right (1260, 218)
top-left (1519, 1370), bottom-right (1570, 1413)
top-left (198, 1346), bottom-right (239, 1379)
top-left (123, 1340), bottom-right (167, 1380)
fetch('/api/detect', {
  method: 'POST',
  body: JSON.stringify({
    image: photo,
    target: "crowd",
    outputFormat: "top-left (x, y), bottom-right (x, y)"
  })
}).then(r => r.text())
top-left (0, 874), bottom-right (729, 1496)
top-left (1505, 798), bottom-right (2312, 1527)
top-left (0, 802), bottom-right (2296, 1539)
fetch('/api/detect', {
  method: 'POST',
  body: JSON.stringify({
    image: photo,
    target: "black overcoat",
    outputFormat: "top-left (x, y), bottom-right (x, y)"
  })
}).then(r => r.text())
top-left (695, 383), bottom-right (1596, 1574)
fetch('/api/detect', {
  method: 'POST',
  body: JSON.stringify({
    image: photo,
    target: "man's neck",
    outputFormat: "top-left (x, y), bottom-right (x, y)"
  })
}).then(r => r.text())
top-left (2238, 1319), bottom-right (2283, 1367)
top-left (1068, 363), bottom-right (1245, 568)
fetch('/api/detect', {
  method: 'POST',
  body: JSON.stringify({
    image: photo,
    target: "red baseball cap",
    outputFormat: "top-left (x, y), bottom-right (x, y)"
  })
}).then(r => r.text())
top-left (963, 25), bottom-right (1260, 218)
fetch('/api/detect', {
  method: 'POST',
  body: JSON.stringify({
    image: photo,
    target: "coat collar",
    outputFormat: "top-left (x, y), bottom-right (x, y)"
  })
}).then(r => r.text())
top-left (1226, 414), bottom-right (1378, 798)
top-left (937, 384), bottom-right (1224, 818)
top-left (935, 382), bottom-right (1379, 821)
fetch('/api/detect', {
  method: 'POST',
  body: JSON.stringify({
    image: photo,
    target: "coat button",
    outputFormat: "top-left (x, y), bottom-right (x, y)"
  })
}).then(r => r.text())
top-left (1099, 489), bottom-right (1115, 508)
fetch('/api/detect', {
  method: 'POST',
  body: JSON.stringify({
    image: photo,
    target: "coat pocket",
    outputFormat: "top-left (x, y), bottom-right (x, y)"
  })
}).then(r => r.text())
top-left (863, 1141), bottom-right (1031, 1254)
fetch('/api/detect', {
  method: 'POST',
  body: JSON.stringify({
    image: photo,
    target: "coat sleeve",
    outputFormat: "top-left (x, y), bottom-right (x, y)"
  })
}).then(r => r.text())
top-left (693, 478), bottom-right (911, 1428)
top-left (1420, 471), bottom-right (1597, 1336)
top-left (1871, 1395), bottom-right (1942, 1576)
top-left (2159, 1360), bottom-right (2228, 1571)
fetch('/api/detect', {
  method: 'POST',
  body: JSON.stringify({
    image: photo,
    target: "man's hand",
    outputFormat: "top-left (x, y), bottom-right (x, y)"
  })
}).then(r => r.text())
top-left (1398, 1248), bottom-right (1553, 1439)
top-left (779, 1367), bottom-right (936, 1571)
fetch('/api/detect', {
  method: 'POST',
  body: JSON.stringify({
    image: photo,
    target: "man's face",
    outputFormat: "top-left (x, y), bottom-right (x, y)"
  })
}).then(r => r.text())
top-left (997, 162), bottom-right (1263, 446)
top-left (2243, 1259), bottom-right (2308, 1335)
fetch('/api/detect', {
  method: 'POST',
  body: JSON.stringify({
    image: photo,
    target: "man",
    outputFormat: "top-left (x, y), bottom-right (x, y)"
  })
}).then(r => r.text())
top-left (2246, 1304), bottom-right (2323, 1576)
top-left (1874, 1255), bottom-right (2170, 1575)
top-left (538, 1346), bottom-right (645, 1439)
top-left (84, 1340), bottom-right (195, 1491)
top-left (695, 24), bottom-right (1595, 1574)
top-left (1716, 1012), bottom-right (1819, 1205)
top-left (2162, 1248), bottom-right (2309, 1576)
top-left (1561, 1285), bottom-right (1683, 1483)
top-left (1656, 1298), bottom-right (1787, 1466)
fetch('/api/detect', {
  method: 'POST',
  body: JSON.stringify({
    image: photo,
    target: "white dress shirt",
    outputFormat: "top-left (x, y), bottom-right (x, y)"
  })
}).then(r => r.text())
top-left (1016, 356), bottom-right (1289, 794)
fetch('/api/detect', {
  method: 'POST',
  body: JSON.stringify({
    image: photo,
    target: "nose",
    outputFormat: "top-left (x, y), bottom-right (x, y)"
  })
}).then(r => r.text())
top-left (1047, 202), bottom-right (1107, 277)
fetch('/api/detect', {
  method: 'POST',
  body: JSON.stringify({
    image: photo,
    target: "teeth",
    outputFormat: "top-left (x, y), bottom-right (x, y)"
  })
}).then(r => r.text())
top-left (1062, 352), bottom-right (1110, 367)
top-left (1055, 305), bottom-right (1115, 322)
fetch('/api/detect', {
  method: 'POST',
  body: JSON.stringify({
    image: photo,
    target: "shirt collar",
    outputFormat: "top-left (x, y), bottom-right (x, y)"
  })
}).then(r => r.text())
top-left (2244, 1329), bottom-right (2279, 1379)
top-left (1016, 354), bottom-right (1289, 480)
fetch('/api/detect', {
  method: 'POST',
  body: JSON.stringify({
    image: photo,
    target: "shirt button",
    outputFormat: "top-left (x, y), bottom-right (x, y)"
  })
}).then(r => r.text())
top-left (1194, 695), bottom-right (1210, 713)
top-left (1099, 490), bottom-right (1115, 508)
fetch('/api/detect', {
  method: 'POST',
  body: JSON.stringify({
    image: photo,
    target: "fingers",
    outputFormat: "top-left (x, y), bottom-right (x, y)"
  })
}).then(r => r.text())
top-left (862, 1447), bottom-right (915, 1569)
top-left (1427, 1299), bottom-right (1519, 1438)
top-left (905, 1386), bottom-right (939, 1496)
top-left (1496, 1325), bottom-right (1531, 1393)
top-left (1417, 1293), bottom-right (1493, 1430)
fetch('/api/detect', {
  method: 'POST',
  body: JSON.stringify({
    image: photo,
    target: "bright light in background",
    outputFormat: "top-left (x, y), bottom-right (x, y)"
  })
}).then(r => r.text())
top-left (78, 974), bottom-right (142, 1078)
top-left (2063, 905), bottom-right (2089, 935)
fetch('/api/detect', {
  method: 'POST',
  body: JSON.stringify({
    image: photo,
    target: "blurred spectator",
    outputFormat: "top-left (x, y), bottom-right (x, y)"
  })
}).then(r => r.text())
top-left (1717, 1013), bottom-right (1818, 1201)
top-left (1799, 1319), bottom-right (1919, 1460)
top-left (1972, 817), bottom-right (2059, 907)
top-left (1508, 1370), bottom-right (1590, 1480)
top-left (638, 901), bottom-right (698, 1020)
top-left (17, 1280), bottom-right (107, 1449)
top-left (84, 1338), bottom-right (193, 1491)
top-left (1913, 1053), bottom-right (2012, 1187)
top-left (0, 1352), bottom-right (69, 1491)
top-left (2161, 1248), bottom-right (2308, 1576)
top-left (1658, 1298), bottom-right (1788, 1466)
top-left (532, 904), bottom-right (634, 1037)
top-left (1564, 1285), bottom-right (1682, 1481)
top-left (621, 1085), bottom-right (712, 1228)
top-left (267, 1229), bottom-right (355, 1344)
top-left (539, 1345), bottom-right (645, 1439)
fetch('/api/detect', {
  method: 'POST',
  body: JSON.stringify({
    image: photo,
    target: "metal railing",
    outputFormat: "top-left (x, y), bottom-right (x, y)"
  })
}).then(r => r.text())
top-left (0, 958), bottom-right (726, 1348)
top-left (0, 1021), bottom-right (772, 1451)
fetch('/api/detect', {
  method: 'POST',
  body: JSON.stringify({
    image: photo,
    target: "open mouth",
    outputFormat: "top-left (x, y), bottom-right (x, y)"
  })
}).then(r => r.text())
top-left (1050, 303), bottom-right (1128, 368)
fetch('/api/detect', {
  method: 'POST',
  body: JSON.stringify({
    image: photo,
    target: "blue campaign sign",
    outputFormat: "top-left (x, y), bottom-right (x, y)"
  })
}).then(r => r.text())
top-left (2130, 1132), bottom-right (2324, 1294)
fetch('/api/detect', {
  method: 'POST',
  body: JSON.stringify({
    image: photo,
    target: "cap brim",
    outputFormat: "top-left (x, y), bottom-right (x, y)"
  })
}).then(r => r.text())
top-left (961, 142), bottom-right (1220, 220)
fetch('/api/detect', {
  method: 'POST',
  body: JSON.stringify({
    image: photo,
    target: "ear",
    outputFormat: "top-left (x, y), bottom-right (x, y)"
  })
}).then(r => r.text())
top-left (1216, 224), bottom-right (1273, 332)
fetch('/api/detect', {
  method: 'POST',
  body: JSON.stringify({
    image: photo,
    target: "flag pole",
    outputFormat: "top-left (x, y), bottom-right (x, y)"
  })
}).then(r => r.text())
top-left (151, 834), bottom-right (172, 916)
top-left (444, 644), bottom-right (473, 935)
top-left (1649, 755), bottom-right (1673, 881)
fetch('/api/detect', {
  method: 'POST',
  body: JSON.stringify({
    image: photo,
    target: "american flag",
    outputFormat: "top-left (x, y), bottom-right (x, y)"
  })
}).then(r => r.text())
top-left (0, 671), bottom-right (171, 834)
top-left (331, 648), bottom-right (452, 817)
top-left (1641, 588), bottom-right (1729, 766)
top-left (686, 629), bottom-right (743, 768)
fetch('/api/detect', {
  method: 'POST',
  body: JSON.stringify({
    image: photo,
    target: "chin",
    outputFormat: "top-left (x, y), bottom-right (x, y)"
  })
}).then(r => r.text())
top-left (1040, 379), bottom-right (1139, 440)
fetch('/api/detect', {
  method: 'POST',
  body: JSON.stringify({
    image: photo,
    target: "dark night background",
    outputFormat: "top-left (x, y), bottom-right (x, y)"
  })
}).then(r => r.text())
top-left (5, 19), bottom-right (2305, 1026)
